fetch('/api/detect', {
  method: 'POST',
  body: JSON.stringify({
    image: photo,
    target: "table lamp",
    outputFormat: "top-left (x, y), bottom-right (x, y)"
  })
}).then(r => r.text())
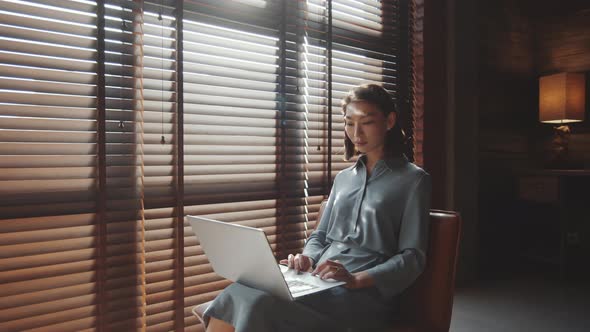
top-left (539, 72), bottom-right (585, 167)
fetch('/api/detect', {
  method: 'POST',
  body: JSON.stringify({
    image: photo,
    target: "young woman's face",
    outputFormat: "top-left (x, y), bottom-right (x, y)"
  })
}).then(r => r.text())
top-left (344, 101), bottom-right (395, 157)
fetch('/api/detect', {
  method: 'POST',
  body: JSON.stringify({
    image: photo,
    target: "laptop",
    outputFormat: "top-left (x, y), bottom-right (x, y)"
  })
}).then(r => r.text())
top-left (187, 215), bottom-right (346, 301)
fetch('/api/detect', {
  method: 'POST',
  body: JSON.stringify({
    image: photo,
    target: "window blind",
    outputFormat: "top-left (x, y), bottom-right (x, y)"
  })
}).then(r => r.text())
top-left (131, 1), bottom-right (180, 331)
top-left (284, 0), bottom-right (331, 237)
top-left (102, 1), bottom-right (147, 329)
top-left (181, 1), bottom-right (286, 329)
top-left (0, 0), bottom-right (412, 331)
top-left (103, 0), bottom-right (181, 330)
top-left (0, 0), bottom-right (101, 330)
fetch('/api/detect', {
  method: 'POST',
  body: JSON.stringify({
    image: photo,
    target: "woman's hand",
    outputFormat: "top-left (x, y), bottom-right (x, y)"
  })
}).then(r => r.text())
top-left (279, 254), bottom-right (314, 273)
top-left (311, 260), bottom-right (357, 288)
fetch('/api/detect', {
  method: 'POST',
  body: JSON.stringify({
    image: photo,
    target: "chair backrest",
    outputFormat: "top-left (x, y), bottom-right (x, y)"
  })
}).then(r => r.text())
top-left (315, 201), bottom-right (462, 332)
top-left (399, 210), bottom-right (461, 332)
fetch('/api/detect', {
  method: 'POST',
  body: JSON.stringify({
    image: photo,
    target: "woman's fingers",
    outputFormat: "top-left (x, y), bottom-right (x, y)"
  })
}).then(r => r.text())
top-left (294, 255), bottom-right (302, 271)
top-left (311, 259), bottom-right (339, 274)
top-left (286, 254), bottom-right (305, 272)
top-left (312, 260), bottom-right (347, 280)
top-left (296, 254), bottom-right (313, 272)
top-left (320, 266), bottom-right (344, 280)
top-left (296, 254), bottom-right (310, 272)
top-left (318, 268), bottom-right (336, 280)
top-left (284, 254), bottom-right (313, 272)
top-left (301, 256), bottom-right (312, 272)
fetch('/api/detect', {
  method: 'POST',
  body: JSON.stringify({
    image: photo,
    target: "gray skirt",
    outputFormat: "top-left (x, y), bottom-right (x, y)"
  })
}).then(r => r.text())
top-left (203, 283), bottom-right (398, 332)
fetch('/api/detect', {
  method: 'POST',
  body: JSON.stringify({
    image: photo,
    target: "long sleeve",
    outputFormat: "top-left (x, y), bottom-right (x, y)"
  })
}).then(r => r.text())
top-left (365, 173), bottom-right (432, 299)
top-left (301, 178), bottom-right (338, 263)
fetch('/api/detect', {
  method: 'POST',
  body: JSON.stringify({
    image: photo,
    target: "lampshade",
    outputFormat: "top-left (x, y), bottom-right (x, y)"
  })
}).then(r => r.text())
top-left (539, 72), bottom-right (586, 124)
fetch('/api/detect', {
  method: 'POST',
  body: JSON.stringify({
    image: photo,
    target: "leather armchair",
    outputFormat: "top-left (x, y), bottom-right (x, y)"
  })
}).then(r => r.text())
top-left (193, 200), bottom-right (462, 332)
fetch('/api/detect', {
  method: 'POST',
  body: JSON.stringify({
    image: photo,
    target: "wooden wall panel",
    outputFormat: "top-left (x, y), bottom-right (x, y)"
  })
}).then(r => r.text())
top-left (478, 0), bottom-right (537, 169)
top-left (535, 3), bottom-right (590, 74)
top-left (411, 0), bottom-right (424, 167)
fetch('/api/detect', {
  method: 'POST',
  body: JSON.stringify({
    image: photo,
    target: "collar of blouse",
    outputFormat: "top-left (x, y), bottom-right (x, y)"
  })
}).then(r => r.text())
top-left (354, 153), bottom-right (408, 173)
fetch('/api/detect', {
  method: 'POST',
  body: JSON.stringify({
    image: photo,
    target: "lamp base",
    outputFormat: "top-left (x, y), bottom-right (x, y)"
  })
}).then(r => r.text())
top-left (544, 125), bottom-right (572, 169)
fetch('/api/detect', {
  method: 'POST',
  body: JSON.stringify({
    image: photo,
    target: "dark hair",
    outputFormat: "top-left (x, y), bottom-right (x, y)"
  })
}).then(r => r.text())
top-left (341, 84), bottom-right (406, 161)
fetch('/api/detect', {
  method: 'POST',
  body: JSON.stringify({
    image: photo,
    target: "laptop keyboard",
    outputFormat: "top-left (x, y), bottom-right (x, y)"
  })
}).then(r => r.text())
top-left (286, 279), bottom-right (318, 294)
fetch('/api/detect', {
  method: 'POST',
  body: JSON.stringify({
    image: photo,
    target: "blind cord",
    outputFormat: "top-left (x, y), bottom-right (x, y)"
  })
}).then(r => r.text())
top-left (159, 3), bottom-right (165, 144)
top-left (118, 19), bottom-right (126, 129)
top-left (317, 1), bottom-right (322, 152)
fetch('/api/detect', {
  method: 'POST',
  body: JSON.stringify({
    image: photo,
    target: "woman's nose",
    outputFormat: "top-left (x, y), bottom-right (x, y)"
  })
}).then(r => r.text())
top-left (353, 124), bottom-right (362, 137)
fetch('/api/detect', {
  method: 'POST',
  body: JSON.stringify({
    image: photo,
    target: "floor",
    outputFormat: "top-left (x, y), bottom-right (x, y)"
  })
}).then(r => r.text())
top-left (449, 270), bottom-right (590, 332)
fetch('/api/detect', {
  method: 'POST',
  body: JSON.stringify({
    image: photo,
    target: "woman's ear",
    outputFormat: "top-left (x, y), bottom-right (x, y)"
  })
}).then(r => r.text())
top-left (387, 112), bottom-right (396, 130)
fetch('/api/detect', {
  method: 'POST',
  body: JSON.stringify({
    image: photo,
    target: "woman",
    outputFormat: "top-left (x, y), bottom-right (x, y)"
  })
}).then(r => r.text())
top-left (204, 84), bottom-right (431, 332)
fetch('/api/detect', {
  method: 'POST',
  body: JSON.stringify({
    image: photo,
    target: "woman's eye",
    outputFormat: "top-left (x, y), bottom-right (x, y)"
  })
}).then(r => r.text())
top-left (361, 121), bottom-right (374, 125)
top-left (345, 122), bottom-right (354, 127)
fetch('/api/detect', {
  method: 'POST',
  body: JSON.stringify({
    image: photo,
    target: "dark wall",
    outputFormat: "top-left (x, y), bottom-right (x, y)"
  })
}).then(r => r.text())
top-left (423, 0), bottom-right (480, 284)
top-left (424, 0), bottom-right (589, 282)
top-left (533, 4), bottom-right (590, 167)
top-left (423, 0), bottom-right (450, 210)
top-left (477, 0), bottom-right (590, 278)
top-left (477, 0), bottom-right (538, 278)
top-left (479, 0), bottom-right (537, 167)
top-left (451, 0), bottom-right (479, 283)
top-left (478, 0), bottom-right (590, 171)
top-left (535, 4), bottom-right (590, 73)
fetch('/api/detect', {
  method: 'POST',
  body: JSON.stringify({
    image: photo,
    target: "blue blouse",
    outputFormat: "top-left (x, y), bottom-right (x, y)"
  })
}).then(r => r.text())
top-left (302, 154), bottom-right (431, 299)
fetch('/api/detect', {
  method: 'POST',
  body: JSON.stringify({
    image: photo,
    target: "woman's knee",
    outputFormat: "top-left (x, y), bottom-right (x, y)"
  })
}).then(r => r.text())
top-left (206, 317), bottom-right (234, 332)
top-left (247, 290), bottom-right (277, 313)
top-left (225, 283), bottom-right (277, 311)
top-left (212, 283), bottom-right (278, 322)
